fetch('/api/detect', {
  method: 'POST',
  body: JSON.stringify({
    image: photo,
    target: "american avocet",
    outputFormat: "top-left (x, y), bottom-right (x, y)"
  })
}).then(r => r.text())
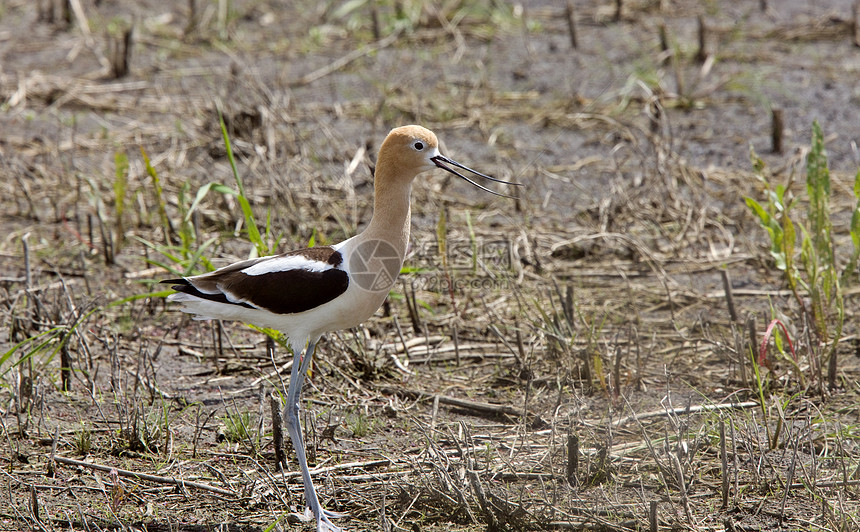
top-left (162, 125), bottom-right (519, 531)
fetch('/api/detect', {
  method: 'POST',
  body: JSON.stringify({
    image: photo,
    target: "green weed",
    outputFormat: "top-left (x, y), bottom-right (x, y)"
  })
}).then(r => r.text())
top-left (113, 151), bottom-right (129, 253)
top-left (75, 422), bottom-right (92, 455)
top-left (752, 317), bottom-right (802, 448)
top-left (0, 328), bottom-right (64, 380)
top-left (528, 286), bottom-right (611, 391)
top-left (217, 107), bottom-right (274, 257)
top-left (135, 148), bottom-right (214, 276)
top-left (82, 172), bottom-right (116, 264)
top-left (465, 211), bottom-right (478, 275)
top-left (843, 169), bottom-right (860, 284)
top-left (745, 121), bottom-right (856, 389)
top-left (136, 108), bottom-right (276, 280)
top-left (222, 410), bottom-right (258, 447)
top-left (1, 303), bottom-right (100, 391)
top-left (141, 147), bottom-right (173, 249)
top-left (347, 408), bottom-right (379, 438)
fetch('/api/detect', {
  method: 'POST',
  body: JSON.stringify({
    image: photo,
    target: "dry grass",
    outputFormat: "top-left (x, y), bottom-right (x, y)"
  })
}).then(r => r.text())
top-left (1, 1), bottom-right (859, 531)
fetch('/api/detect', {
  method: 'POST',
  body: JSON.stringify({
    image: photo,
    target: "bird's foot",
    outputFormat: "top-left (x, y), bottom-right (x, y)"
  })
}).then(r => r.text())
top-left (303, 505), bottom-right (345, 532)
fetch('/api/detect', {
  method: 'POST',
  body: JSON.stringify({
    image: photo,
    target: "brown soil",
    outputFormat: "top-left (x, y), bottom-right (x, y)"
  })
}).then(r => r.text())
top-left (1, 1), bottom-right (859, 531)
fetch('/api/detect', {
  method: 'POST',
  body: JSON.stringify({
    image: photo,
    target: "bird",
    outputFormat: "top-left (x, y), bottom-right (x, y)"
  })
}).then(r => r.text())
top-left (161, 125), bottom-right (520, 531)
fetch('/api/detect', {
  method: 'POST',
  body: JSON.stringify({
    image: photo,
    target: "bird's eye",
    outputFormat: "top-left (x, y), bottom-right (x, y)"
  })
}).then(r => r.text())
top-left (412, 140), bottom-right (425, 151)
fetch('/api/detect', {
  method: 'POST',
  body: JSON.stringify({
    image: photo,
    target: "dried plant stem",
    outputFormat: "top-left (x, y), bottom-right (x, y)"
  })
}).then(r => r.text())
top-left (565, 1), bottom-right (578, 49)
top-left (778, 434), bottom-right (800, 523)
top-left (649, 500), bottom-right (657, 532)
top-left (613, 401), bottom-right (758, 428)
top-left (270, 393), bottom-right (286, 471)
top-left (452, 322), bottom-right (461, 366)
top-left (30, 485), bottom-right (40, 523)
top-left (109, 25), bottom-right (134, 79)
top-left (772, 108), bottom-right (784, 154)
top-left (695, 15), bottom-right (708, 63)
top-left (54, 456), bottom-right (236, 497)
top-left (566, 430), bottom-right (579, 486)
top-left (720, 419), bottom-right (729, 508)
top-left (721, 269), bottom-right (737, 322)
top-left (392, 314), bottom-right (411, 360)
top-left (746, 314), bottom-right (757, 365)
top-left (60, 341), bottom-right (72, 392)
top-left (22, 234), bottom-right (32, 288)
top-left (671, 453), bottom-right (694, 525)
top-left (658, 22), bottom-right (670, 64)
top-left (185, 0), bottom-right (198, 36)
top-left (381, 386), bottom-right (544, 426)
top-left (853, 0), bottom-right (860, 47)
top-left (371, 6), bottom-right (381, 41)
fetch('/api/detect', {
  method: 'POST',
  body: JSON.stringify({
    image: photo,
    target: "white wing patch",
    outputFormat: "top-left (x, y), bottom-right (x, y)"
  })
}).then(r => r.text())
top-left (241, 254), bottom-right (337, 277)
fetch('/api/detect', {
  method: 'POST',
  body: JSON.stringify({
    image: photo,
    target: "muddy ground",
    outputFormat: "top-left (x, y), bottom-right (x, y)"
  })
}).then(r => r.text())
top-left (1, 0), bottom-right (859, 530)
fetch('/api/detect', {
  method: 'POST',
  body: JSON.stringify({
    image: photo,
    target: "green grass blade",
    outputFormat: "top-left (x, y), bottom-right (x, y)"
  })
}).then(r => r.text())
top-left (187, 182), bottom-right (237, 222)
top-left (0, 327), bottom-right (64, 374)
top-left (216, 107), bottom-right (268, 256)
top-left (805, 121), bottom-right (834, 267)
top-left (141, 147), bottom-right (174, 245)
top-left (114, 151), bottom-right (129, 251)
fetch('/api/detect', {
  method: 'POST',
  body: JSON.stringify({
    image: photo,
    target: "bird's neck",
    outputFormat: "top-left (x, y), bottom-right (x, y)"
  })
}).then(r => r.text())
top-left (363, 171), bottom-right (413, 262)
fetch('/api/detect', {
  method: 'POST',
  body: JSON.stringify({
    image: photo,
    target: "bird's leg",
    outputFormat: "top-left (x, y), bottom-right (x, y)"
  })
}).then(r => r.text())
top-left (283, 341), bottom-right (344, 531)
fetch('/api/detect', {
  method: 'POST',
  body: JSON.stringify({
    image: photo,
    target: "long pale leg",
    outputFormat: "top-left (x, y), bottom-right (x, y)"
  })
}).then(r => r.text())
top-left (284, 340), bottom-right (343, 532)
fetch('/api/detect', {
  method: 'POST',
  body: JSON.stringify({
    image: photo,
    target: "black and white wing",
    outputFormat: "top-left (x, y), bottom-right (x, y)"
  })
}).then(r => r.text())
top-left (162, 246), bottom-right (349, 315)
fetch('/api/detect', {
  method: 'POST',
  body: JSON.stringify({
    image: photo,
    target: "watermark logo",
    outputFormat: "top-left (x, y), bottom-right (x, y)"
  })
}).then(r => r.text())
top-left (407, 236), bottom-right (514, 292)
top-left (348, 237), bottom-right (515, 293)
top-left (412, 238), bottom-right (512, 271)
top-left (349, 239), bottom-right (402, 292)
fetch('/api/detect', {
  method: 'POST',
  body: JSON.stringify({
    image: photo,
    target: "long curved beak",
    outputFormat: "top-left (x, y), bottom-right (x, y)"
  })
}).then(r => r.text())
top-left (431, 155), bottom-right (522, 199)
